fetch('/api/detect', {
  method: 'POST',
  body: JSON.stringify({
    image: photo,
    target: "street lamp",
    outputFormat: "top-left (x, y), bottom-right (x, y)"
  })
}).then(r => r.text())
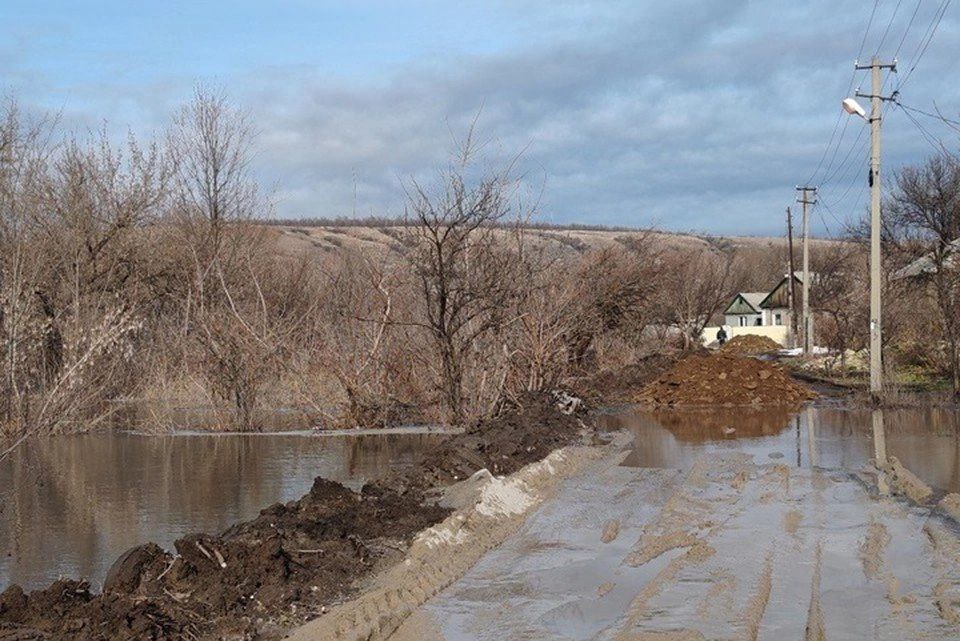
top-left (842, 97), bottom-right (867, 120)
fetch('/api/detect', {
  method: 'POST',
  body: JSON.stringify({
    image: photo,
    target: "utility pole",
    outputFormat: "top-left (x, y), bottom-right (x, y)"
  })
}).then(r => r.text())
top-left (786, 206), bottom-right (798, 346)
top-left (856, 56), bottom-right (897, 396)
top-left (795, 186), bottom-right (817, 356)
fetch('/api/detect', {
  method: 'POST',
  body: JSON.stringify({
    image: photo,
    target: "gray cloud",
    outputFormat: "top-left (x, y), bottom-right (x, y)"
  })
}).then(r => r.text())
top-left (8, 1), bottom-right (960, 235)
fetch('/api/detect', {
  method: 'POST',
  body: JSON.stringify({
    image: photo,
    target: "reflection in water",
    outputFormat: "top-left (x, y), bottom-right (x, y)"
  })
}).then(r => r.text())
top-left (0, 432), bottom-right (439, 591)
top-left (601, 405), bottom-right (960, 494)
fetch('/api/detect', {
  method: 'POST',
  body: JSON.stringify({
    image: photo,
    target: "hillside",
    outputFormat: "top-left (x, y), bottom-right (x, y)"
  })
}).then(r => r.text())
top-left (272, 223), bottom-right (843, 265)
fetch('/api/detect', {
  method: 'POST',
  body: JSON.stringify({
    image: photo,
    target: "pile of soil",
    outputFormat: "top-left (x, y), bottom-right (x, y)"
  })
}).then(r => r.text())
top-left (634, 354), bottom-right (815, 407)
top-left (0, 480), bottom-right (449, 641)
top-left (571, 352), bottom-right (682, 404)
top-left (718, 334), bottom-right (782, 354)
top-left (387, 391), bottom-right (589, 490)
top-left (0, 392), bottom-right (588, 641)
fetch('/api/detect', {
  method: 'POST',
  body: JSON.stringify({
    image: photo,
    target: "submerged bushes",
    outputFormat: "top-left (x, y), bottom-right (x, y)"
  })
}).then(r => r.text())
top-left (0, 90), bottom-right (790, 442)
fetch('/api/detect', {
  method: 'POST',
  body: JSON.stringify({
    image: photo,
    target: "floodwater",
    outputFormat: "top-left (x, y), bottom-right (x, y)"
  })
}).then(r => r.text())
top-left (600, 405), bottom-right (960, 493)
top-left (0, 430), bottom-right (442, 591)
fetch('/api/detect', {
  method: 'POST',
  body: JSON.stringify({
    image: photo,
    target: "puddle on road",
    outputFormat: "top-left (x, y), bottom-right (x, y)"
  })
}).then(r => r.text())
top-left (0, 431), bottom-right (442, 591)
top-left (601, 405), bottom-right (960, 493)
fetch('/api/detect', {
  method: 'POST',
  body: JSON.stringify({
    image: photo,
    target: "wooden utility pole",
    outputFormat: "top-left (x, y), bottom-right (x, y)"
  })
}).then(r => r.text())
top-left (786, 206), bottom-right (798, 346)
top-left (856, 56), bottom-right (897, 396)
top-left (796, 186), bottom-right (817, 356)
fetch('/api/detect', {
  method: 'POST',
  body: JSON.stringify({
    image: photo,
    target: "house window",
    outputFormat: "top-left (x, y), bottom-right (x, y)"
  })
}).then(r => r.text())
top-left (754, 317), bottom-right (761, 326)
top-left (775, 313), bottom-right (782, 325)
top-left (739, 316), bottom-right (748, 327)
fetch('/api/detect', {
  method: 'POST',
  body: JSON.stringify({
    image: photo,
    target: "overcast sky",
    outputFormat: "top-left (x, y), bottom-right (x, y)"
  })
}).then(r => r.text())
top-left (2, 1), bottom-right (959, 235)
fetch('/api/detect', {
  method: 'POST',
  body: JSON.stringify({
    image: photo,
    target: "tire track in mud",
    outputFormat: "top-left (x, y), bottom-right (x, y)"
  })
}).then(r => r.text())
top-left (859, 519), bottom-right (890, 581)
top-left (804, 541), bottom-right (827, 641)
top-left (614, 458), bottom-right (845, 641)
top-left (923, 521), bottom-right (960, 627)
top-left (310, 434), bottom-right (960, 641)
top-left (608, 454), bottom-right (755, 640)
top-left (742, 550), bottom-right (774, 641)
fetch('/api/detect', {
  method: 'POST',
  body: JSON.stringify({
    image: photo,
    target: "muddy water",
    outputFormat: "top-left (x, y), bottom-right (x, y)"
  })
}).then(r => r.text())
top-left (0, 431), bottom-right (441, 591)
top-left (601, 405), bottom-right (960, 492)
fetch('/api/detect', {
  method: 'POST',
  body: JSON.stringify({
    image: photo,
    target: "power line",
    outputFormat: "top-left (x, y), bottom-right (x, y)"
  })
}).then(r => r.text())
top-left (821, 124), bottom-right (867, 187)
top-left (806, 0), bottom-right (881, 185)
top-left (877, 0), bottom-right (906, 54)
top-left (895, 0), bottom-right (952, 91)
top-left (896, 99), bottom-right (960, 129)
top-left (897, 102), bottom-right (952, 153)
top-left (819, 132), bottom-right (871, 212)
top-left (892, 0), bottom-right (925, 60)
top-left (814, 200), bottom-right (841, 237)
top-left (882, 0), bottom-right (925, 91)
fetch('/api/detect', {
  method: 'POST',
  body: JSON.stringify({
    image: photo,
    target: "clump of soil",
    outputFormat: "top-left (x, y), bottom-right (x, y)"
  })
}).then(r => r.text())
top-left (883, 456), bottom-right (933, 504)
top-left (0, 392), bottom-right (588, 641)
top-left (387, 391), bottom-right (589, 490)
top-left (719, 334), bottom-right (782, 354)
top-left (634, 354), bottom-right (815, 407)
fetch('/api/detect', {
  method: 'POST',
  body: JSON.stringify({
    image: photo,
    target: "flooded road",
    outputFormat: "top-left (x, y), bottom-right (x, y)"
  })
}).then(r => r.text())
top-left (389, 412), bottom-right (960, 641)
top-left (600, 405), bottom-right (960, 493)
top-left (0, 431), bottom-right (441, 591)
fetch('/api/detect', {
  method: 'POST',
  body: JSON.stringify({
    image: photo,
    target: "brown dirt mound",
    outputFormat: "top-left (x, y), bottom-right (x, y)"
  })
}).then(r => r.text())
top-left (719, 334), bottom-right (782, 354)
top-left (0, 392), bottom-right (587, 641)
top-left (386, 391), bottom-right (588, 490)
top-left (0, 481), bottom-right (449, 641)
top-left (634, 354), bottom-right (815, 407)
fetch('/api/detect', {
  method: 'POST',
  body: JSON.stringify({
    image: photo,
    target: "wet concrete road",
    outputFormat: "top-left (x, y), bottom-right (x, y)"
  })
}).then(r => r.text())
top-left (390, 443), bottom-right (960, 640)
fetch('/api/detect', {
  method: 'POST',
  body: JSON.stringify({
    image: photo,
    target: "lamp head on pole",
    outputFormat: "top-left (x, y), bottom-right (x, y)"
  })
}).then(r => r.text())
top-left (842, 97), bottom-right (867, 120)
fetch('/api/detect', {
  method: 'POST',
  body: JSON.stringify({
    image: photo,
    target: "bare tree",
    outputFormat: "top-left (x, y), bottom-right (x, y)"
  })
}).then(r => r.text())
top-left (662, 248), bottom-right (739, 349)
top-left (886, 153), bottom-right (960, 394)
top-left (0, 104), bottom-right (150, 447)
top-left (811, 244), bottom-right (868, 369)
top-left (403, 144), bottom-right (526, 423)
top-left (167, 86), bottom-right (256, 230)
top-left (301, 249), bottom-right (429, 428)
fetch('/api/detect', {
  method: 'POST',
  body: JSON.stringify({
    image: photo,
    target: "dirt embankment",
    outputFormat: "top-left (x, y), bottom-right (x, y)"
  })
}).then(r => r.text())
top-left (570, 352), bottom-right (682, 405)
top-left (718, 334), bottom-right (781, 355)
top-left (0, 393), bottom-right (589, 641)
top-left (635, 354), bottom-right (815, 408)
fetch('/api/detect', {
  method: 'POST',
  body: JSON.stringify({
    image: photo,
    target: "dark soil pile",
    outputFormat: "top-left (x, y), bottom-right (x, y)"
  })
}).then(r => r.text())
top-left (387, 391), bottom-right (589, 490)
top-left (0, 480), bottom-right (448, 641)
top-left (718, 334), bottom-right (782, 354)
top-left (634, 354), bottom-right (815, 407)
top-left (0, 392), bottom-right (588, 641)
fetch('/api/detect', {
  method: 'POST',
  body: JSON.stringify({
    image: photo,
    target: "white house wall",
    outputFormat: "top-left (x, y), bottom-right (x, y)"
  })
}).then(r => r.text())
top-left (703, 324), bottom-right (790, 347)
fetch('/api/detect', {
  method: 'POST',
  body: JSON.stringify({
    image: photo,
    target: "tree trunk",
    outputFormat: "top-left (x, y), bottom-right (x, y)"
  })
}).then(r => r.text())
top-left (439, 339), bottom-right (464, 424)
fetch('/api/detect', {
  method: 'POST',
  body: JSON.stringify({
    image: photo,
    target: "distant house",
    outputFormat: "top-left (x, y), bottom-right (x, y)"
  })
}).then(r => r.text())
top-left (723, 292), bottom-right (767, 327)
top-left (723, 274), bottom-right (803, 328)
top-left (893, 238), bottom-right (960, 279)
top-left (709, 273), bottom-right (807, 347)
